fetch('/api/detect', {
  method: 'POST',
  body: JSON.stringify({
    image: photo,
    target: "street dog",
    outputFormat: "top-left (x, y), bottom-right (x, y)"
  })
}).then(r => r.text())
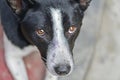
top-left (0, 0), bottom-right (91, 80)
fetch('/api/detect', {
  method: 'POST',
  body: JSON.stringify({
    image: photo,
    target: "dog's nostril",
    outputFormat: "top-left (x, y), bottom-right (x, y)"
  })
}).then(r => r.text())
top-left (54, 65), bottom-right (71, 75)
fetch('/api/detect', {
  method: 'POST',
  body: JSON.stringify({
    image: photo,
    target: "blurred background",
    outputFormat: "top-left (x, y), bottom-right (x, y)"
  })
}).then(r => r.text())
top-left (1, 0), bottom-right (120, 80)
top-left (61, 0), bottom-right (120, 80)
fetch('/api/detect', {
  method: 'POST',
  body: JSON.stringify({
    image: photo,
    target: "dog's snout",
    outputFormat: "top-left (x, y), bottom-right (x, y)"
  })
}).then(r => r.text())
top-left (54, 65), bottom-right (71, 76)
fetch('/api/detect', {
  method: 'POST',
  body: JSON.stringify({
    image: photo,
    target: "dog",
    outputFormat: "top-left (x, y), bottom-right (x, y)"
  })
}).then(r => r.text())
top-left (0, 0), bottom-right (91, 80)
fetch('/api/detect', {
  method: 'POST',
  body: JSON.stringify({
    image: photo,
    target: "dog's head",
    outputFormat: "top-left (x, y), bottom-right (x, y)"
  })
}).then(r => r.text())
top-left (1, 0), bottom-right (91, 76)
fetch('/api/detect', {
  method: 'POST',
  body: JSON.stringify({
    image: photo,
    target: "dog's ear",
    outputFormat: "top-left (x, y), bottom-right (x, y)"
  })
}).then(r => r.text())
top-left (7, 0), bottom-right (22, 14)
top-left (0, 0), bottom-right (30, 47)
top-left (75, 0), bottom-right (91, 11)
top-left (7, 0), bottom-right (35, 15)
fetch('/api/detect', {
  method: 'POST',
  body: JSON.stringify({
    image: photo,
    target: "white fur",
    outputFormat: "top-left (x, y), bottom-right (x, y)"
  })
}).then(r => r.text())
top-left (45, 70), bottom-right (58, 80)
top-left (3, 34), bottom-right (38, 57)
top-left (46, 8), bottom-right (74, 76)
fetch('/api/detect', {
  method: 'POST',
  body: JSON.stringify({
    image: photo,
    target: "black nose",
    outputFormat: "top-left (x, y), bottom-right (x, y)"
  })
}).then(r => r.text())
top-left (54, 65), bottom-right (71, 75)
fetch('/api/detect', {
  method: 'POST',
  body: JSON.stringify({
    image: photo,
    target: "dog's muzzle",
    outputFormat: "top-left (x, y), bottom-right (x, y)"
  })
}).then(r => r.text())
top-left (46, 40), bottom-right (74, 76)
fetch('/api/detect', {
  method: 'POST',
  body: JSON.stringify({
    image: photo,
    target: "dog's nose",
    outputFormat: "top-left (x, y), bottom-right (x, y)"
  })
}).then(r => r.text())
top-left (54, 65), bottom-right (71, 75)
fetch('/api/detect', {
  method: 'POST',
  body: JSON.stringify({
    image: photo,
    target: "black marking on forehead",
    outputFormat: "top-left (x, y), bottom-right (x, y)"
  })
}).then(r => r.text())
top-left (60, 7), bottom-right (83, 31)
top-left (35, 0), bottom-right (70, 6)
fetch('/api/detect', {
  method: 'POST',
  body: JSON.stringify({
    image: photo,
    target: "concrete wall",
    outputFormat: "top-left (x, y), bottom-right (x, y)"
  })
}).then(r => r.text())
top-left (86, 0), bottom-right (120, 80)
top-left (60, 0), bottom-right (120, 80)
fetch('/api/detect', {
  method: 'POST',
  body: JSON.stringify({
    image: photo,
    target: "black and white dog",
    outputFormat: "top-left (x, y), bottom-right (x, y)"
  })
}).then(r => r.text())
top-left (0, 0), bottom-right (91, 80)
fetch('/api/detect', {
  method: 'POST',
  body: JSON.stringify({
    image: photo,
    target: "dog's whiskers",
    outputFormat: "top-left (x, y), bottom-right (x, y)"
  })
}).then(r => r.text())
top-left (41, 57), bottom-right (47, 62)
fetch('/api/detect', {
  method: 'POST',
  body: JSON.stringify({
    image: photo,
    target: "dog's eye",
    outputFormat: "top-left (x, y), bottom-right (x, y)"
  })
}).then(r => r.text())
top-left (36, 29), bottom-right (45, 36)
top-left (68, 26), bottom-right (77, 34)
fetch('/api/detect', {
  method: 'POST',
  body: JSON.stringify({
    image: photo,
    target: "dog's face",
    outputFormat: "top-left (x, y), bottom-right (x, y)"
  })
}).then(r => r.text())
top-left (6, 0), bottom-right (91, 76)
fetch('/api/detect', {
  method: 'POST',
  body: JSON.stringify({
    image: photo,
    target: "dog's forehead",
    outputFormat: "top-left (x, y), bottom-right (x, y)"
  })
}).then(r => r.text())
top-left (35, 0), bottom-right (71, 5)
top-left (26, 0), bottom-right (81, 30)
top-left (31, 7), bottom-right (74, 27)
top-left (35, 0), bottom-right (75, 13)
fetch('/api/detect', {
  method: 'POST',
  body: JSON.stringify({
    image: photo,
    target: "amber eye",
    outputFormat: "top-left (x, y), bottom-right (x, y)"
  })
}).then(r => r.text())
top-left (68, 26), bottom-right (77, 33)
top-left (36, 29), bottom-right (45, 36)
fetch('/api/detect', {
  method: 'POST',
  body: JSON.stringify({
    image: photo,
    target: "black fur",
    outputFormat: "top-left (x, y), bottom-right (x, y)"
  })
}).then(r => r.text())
top-left (0, 0), bottom-right (30, 48)
top-left (0, 0), bottom-right (91, 59)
